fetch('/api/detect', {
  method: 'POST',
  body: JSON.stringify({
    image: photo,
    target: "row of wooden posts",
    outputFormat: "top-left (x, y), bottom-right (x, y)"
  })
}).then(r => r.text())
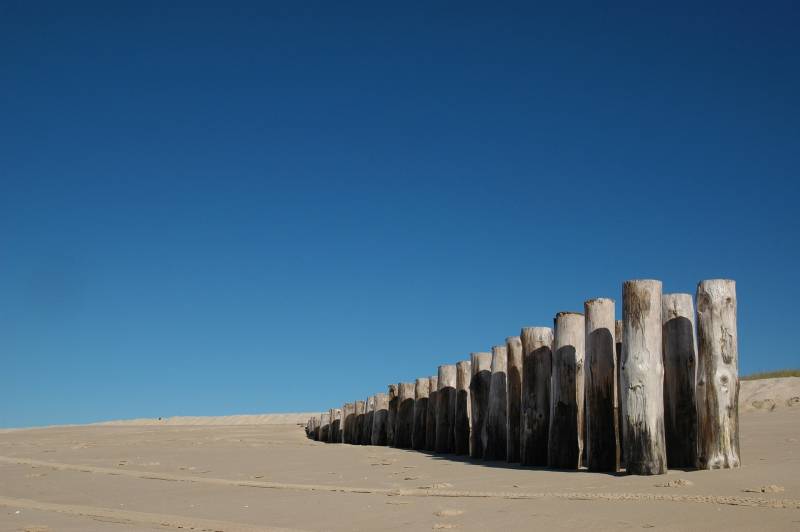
top-left (306, 279), bottom-right (740, 475)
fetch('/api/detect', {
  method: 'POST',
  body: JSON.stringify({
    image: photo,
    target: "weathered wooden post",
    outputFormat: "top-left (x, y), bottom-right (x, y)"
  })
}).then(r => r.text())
top-left (484, 345), bottom-right (508, 461)
top-left (342, 403), bottom-right (354, 443)
top-left (621, 279), bottom-right (667, 475)
top-left (469, 352), bottom-right (491, 459)
top-left (319, 412), bottom-right (330, 442)
top-left (696, 279), bottom-right (740, 469)
top-left (454, 360), bottom-right (472, 455)
top-left (435, 365), bottom-right (457, 453)
top-left (412, 378), bottom-right (430, 450)
top-left (371, 392), bottom-right (389, 445)
top-left (354, 400), bottom-right (366, 445)
top-left (395, 382), bottom-right (415, 448)
top-left (548, 312), bottom-right (585, 469)
top-left (615, 319), bottom-right (624, 465)
top-left (520, 327), bottom-right (552, 466)
top-left (312, 416), bottom-right (320, 441)
top-left (506, 336), bottom-right (523, 463)
top-left (328, 408), bottom-right (338, 443)
top-left (662, 293), bottom-right (698, 468)
top-left (425, 376), bottom-right (438, 451)
top-left (363, 396), bottom-right (375, 445)
top-left (387, 384), bottom-right (399, 446)
top-left (335, 408), bottom-right (344, 443)
top-left (585, 298), bottom-right (619, 472)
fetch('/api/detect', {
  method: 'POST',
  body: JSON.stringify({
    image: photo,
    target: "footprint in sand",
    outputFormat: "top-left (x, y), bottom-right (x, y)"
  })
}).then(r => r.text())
top-left (433, 525), bottom-right (458, 530)
top-left (434, 509), bottom-right (464, 517)
top-left (419, 482), bottom-right (454, 489)
top-left (751, 399), bottom-right (776, 411)
top-left (656, 479), bottom-right (693, 487)
top-left (787, 396), bottom-right (800, 407)
top-left (743, 485), bottom-right (785, 493)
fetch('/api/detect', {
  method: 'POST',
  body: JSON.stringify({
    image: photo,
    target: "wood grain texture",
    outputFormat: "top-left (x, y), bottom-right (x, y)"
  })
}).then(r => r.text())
top-left (621, 280), bottom-right (667, 475)
top-left (696, 279), bottom-right (740, 470)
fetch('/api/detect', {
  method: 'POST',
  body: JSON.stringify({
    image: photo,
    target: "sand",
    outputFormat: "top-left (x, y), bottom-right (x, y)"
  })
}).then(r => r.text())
top-left (1, 379), bottom-right (798, 531)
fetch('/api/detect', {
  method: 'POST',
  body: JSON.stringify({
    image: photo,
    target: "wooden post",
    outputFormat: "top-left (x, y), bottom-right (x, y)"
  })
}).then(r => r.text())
top-left (548, 312), bottom-right (585, 469)
top-left (621, 279), bottom-right (667, 475)
top-left (662, 293), bottom-right (699, 468)
top-left (312, 416), bottom-right (320, 441)
top-left (371, 392), bottom-right (389, 445)
top-left (412, 378), bottom-right (430, 450)
top-left (615, 319), bottom-right (624, 465)
top-left (696, 279), bottom-right (740, 469)
top-left (363, 396), bottom-right (375, 445)
top-left (354, 400), bottom-right (366, 445)
top-left (469, 352), bottom-right (491, 459)
top-left (506, 336), bottom-right (523, 463)
top-left (454, 360), bottom-right (472, 455)
top-left (484, 345), bottom-right (508, 461)
top-left (435, 365), bottom-right (457, 453)
top-left (520, 327), bottom-right (552, 467)
top-left (387, 384), bottom-right (399, 446)
top-left (320, 412), bottom-right (330, 442)
top-left (395, 382), bottom-right (415, 448)
top-left (425, 376), bottom-right (438, 451)
top-left (342, 403), bottom-right (354, 443)
top-left (585, 298), bottom-right (619, 472)
top-left (328, 408), bottom-right (337, 443)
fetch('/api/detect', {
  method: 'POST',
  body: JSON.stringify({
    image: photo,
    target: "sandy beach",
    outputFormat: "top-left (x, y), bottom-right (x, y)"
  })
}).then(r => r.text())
top-left (1, 378), bottom-right (798, 531)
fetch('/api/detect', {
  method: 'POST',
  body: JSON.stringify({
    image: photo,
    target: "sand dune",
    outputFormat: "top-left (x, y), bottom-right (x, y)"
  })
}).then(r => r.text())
top-left (740, 377), bottom-right (800, 411)
top-left (97, 412), bottom-right (321, 427)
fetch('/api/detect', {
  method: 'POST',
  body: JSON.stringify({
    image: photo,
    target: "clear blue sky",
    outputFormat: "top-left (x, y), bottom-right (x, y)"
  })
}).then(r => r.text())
top-left (1, 1), bottom-right (798, 428)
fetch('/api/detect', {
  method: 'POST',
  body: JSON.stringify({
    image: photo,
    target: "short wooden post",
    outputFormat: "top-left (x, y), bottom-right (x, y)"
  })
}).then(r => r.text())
top-left (387, 384), bottom-right (399, 446)
top-left (585, 298), bottom-right (619, 472)
top-left (520, 327), bottom-right (552, 466)
top-left (696, 279), bottom-right (740, 469)
top-left (312, 416), bottom-right (320, 440)
top-left (469, 352), bottom-right (491, 459)
top-left (354, 400), bottom-right (366, 445)
top-left (363, 396), bottom-right (375, 445)
top-left (435, 365), bottom-right (457, 453)
top-left (395, 382), bottom-right (415, 448)
top-left (425, 376), bottom-right (438, 451)
top-left (412, 378), bottom-right (430, 450)
top-left (506, 336), bottom-right (523, 463)
top-left (484, 345), bottom-right (508, 461)
top-left (662, 293), bottom-right (699, 468)
top-left (320, 412), bottom-right (330, 442)
top-left (454, 360), bottom-right (472, 455)
top-left (615, 319), bottom-right (624, 465)
top-left (548, 312), bottom-right (585, 469)
top-left (371, 393), bottom-right (389, 445)
top-left (621, 279), bottom-right (667, 475)
top-left (342, 403), bottom-right (354, 443)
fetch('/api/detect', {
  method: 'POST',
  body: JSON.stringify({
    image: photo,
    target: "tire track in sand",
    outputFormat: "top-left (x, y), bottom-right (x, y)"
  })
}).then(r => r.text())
top-left (1, 455), bottom-right (798, 510)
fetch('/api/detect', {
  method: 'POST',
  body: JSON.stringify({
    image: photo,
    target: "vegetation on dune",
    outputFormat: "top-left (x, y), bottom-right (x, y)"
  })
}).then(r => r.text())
top-left (741, 369), bottom-right (800, 381)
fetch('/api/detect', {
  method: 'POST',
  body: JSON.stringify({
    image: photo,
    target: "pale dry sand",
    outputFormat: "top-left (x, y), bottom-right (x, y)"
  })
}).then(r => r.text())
top-left (1, 379), bottom-right (798, 531)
